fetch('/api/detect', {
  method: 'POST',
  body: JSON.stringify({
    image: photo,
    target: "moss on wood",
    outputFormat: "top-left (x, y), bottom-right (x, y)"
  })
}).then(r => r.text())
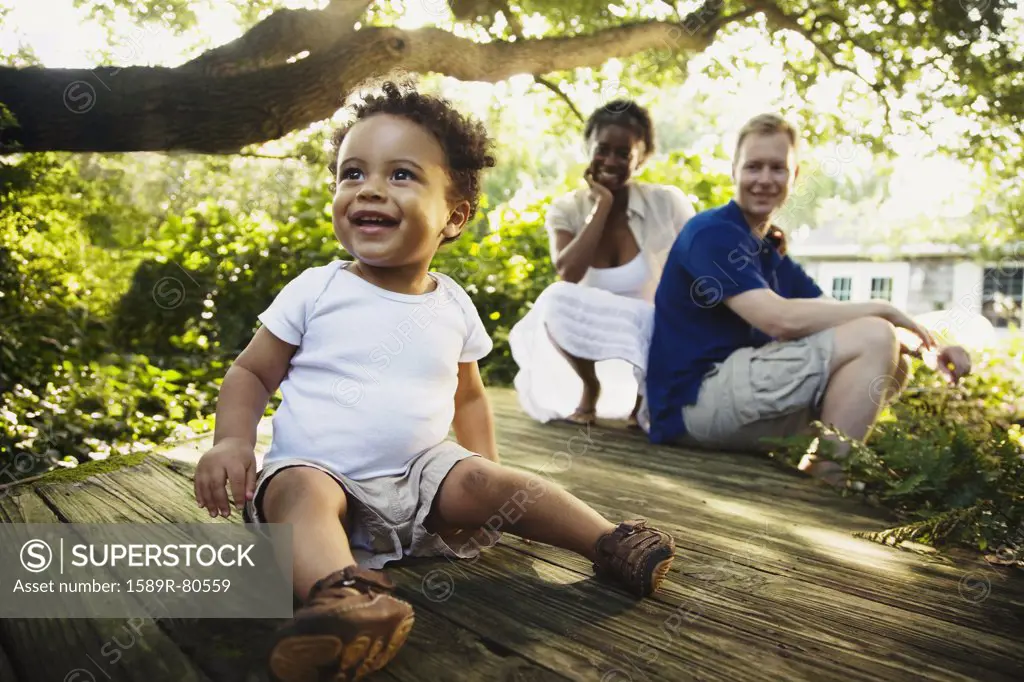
top-left (35, 451), bottom-right (151, 486)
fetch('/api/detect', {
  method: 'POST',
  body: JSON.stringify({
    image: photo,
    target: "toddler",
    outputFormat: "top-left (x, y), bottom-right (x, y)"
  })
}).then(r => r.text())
top-left (194, 81), bottom-right (676, 682)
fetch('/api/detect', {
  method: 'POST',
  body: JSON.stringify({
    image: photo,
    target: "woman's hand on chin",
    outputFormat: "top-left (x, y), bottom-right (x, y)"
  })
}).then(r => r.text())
top-left (584, 168), bottom-right (614, 207)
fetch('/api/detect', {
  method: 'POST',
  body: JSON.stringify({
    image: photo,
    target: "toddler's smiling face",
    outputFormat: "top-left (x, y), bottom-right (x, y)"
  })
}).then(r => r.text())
top-left (332, 114), bottom-right (462, 268)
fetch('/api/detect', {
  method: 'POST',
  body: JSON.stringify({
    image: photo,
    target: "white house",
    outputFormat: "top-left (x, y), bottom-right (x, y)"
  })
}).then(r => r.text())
top-left (786, 221), bottom-right (1023, 341)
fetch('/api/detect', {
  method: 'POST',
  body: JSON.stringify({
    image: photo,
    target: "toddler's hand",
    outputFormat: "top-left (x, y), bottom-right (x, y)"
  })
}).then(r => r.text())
top-left (194, 438), bottom-right (257, 518)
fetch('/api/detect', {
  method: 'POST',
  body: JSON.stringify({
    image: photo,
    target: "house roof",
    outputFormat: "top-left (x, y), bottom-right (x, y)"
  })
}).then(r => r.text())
top-left (786, 219), bottom-right (974, 259)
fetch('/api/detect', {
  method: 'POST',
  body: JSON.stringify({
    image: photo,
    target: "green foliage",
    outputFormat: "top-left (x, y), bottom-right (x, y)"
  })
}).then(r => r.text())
top-left (112, 192), bottom-right (338, 359)
top-left (769, 338), bottom-right (1024, 558)
top-left (0, 152), bottom-right (222, 475)
top-left (434, 197), bottom-right (557, 386)
top-left (1, 357), bottom-right (218, 477)
top-left (0, 153), bottom-right (129, 393)
top-left (72, 0), bottom-right (280, 36)
top-left (635, 151), bottom-right (734, 212)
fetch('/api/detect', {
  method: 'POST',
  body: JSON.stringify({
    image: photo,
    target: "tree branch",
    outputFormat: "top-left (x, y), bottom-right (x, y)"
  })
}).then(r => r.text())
top-left (495, 0), bottom-right (583, 123)
top-left (756, 2), bottom-right (882, 93)
top-left (1, 20), bottom-right (708, 153)
top-left (498, 0), bottom-right (526, 38)
top-left (235, 152), bottom-right (306, 160)
top-left (180, 0), bottom-right (373, 77)
top-left (533, 76), bottom-right (583, 122)
top-left (693, 0), bottom-right (881, 96)
top-left (399, 22), bottom-right (706, 81)
top-left (701, 7), bottom-right (761, 41)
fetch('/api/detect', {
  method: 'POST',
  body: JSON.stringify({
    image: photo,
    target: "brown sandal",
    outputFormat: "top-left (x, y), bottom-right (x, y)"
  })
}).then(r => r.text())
top-left (564, 408), bottom-right (597, 425)
top-left (592, 519), bottom-right (676, 598)
top-left (268, 566), bottom-right (415, 682)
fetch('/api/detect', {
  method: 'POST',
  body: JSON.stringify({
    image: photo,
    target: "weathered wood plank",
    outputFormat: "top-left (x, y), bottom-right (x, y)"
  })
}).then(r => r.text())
top-left (495, 425), bottom-right (1024, 638)
top-left (34, 462), bottom-right (289, 625)
top-left (491, 392), bottom-right (1023, 581)
top-left (35, 457), bottom-right (234, 526)
top-left (0, 484), bottom-right (63, 525)
top-left (481, 388), bottom-right (1024, 679)
top-left (155, 595), bottom-right (568, 682)
top-left (520, 437), bottom-right (984, 583)
top-left (499, 431), bottom-right (890, 539)
top-left (554, 468), bottom-right (1022, 639)
top-left (499, 536), bottom-right (1024, 681)
top-left (453, 542), bottom-right (995, 682)
top-left (147, 617), bottom-right (278, 682)
top-left (0, 637), bottom-right (18, 682)
top-left (390, 548), bottom-right (902, 682)
top-left (151, 573), bottom-right (567, 682)
top-left (89, 457), bottom-right (238, 524)
top-left (27, 456), bottom-right (565, 682)
top-left (0, 490), bottom-right (210, 682)
top-left (494, 415), bottom-right (897, 523)
top-left (381, 600), bottom-right (570, 682)
top-left (391, 560), bottom-right (700, 682)
top-left (12, 386), bottom-right (1008, 682)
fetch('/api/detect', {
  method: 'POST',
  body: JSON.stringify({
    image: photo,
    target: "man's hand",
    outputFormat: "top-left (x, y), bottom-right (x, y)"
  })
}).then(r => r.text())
top-left (878, 304), bottom-right (937, 350)
top-left (933, 345), bottom-right (972, 384)
top-left (899, 338), bottom-right (923, 358)
top-left (194, 438), bottom-right (257, 518)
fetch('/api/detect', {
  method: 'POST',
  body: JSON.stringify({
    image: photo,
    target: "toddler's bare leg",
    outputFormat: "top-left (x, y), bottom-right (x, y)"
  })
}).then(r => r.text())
top-left (429, 457), bottom-right (675, 597)
top-left (261, 467), bottom-right (414, 682)
top-left (261, 467), bottom-right (356, 599)
top-left (429, 457), bottom-right (615, 560)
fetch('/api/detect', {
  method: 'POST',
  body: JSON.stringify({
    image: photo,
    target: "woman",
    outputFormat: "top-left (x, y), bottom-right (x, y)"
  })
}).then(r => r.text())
top-left (509, 100), bottom-right (695, 427)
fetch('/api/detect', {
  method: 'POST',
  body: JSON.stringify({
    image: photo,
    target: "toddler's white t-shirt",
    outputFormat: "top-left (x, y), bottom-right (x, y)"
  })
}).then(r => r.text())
top-left (257, 260), bottom-right (492, 480)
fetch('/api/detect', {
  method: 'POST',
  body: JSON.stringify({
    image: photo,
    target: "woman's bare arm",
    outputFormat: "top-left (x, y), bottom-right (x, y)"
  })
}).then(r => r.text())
top-left (553, 200), bottom-right (613, 283)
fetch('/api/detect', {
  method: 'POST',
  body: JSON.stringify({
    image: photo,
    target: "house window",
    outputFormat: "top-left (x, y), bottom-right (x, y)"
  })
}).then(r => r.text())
top-left (982, 267), bottom-right (1023, 328)
top-left (870, 277), bottom-right (893, 301)
top-left (831, 277), bottom-right (852, 301)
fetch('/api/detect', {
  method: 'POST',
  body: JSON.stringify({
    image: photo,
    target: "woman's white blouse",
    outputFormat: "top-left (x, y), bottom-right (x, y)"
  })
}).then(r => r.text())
top-left (544, 183), bottom-right (696, 303)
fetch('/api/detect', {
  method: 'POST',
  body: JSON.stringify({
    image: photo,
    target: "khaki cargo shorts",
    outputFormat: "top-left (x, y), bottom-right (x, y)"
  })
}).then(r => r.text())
top-left (681, 329), bottom-right (835, 452)
top-left (244, 440), bottom-right (495, 570)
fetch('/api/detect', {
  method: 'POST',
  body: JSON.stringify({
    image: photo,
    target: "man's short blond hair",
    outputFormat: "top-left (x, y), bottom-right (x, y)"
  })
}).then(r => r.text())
top-left (734, 113), bottom-right (799, 161)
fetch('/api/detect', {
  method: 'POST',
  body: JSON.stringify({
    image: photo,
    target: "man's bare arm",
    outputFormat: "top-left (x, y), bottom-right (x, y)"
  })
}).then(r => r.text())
top-left (725, 288), bottom-right (934, 346)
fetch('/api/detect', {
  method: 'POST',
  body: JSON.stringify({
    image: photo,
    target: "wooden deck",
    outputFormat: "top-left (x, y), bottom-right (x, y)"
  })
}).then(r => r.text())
top-left (1, 387), bottom-right (1022, 681)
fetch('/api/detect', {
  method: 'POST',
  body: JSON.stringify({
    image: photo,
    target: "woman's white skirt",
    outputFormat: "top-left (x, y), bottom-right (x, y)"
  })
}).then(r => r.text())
top-left (508, 281), bottom-right (654, 427)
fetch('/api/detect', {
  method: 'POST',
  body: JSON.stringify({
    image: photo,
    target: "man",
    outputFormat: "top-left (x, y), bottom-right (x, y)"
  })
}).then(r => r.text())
top-left (645, 113), bottom-right (971, 485)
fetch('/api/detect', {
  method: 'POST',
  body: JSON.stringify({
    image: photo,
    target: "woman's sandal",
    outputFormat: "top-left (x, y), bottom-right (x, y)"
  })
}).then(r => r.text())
top-left (564, 408), bottom-right (597, 426)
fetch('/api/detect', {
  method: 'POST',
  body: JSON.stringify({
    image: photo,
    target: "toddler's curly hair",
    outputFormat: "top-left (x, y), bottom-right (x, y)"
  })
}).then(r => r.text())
top-left (328, 80), bottom-right (496, 242)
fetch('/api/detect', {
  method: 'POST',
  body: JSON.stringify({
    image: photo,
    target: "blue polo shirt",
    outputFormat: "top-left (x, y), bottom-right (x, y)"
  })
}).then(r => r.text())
top-left (645, 200), bottom-right (823, 443)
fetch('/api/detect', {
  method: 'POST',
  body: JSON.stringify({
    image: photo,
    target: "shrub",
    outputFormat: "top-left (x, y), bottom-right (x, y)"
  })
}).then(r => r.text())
top-left (0, 153), bottom-right (223, 476)
top-left (769, 335), bottom-right (1024, 560)
top-left (432, 195), bottom-right (557, 385)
